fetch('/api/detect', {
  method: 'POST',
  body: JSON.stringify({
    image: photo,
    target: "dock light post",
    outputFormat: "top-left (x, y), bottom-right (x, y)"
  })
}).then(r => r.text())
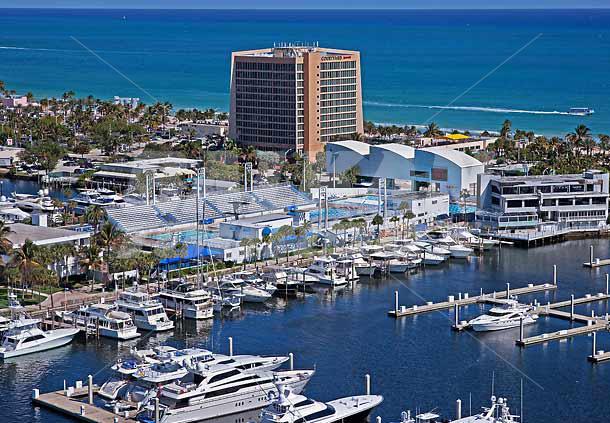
top-left (365, 374), bottom-right (371, 395)
top-left (228, 337), bottom-right (233, 357)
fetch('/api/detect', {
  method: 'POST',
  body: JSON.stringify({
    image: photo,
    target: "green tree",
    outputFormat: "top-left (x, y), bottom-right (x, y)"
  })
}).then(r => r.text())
top-left (371, 214), bottom-right (384, 240)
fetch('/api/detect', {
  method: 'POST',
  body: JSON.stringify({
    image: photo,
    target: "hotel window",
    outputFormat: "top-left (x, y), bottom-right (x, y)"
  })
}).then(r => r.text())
top-left (558, 198), bottom-right (573, 206)
top-left (506, 200), bottom-right (522, 208)
top-left (538, 185), bottom-right (552, 193)
top-left (519, 186), bottom-right (534, 194)
top-left (575, 197), bottom-right (590, 206)
top-left (502, 186), bottom-right (518, 195)
top-left (523, 199), bottom-right (538, 207)
top-left (542, 199), bottom-right (556, 206)
top-left (592, 197), bottom-right (607, 205)
top-left (570, 185), bottom-right (584, 193)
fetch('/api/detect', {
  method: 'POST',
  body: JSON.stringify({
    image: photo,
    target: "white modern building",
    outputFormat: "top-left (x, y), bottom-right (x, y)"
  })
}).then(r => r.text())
top-left (476, 170), bottom-right (609, 231)
top-left (219, 213), bottom-right (295, 241)
top-left (325, 140), bottom-right (484, 199)
top-left (386, 191), bottom-right (450, 225)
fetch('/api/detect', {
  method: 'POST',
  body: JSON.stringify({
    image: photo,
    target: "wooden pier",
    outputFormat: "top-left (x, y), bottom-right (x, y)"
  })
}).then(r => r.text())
top-left (32, 386), bottom-right (135, 422)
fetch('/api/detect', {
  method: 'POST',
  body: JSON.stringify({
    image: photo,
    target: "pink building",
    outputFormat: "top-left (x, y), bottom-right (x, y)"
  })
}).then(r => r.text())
top-left (1, 95), bottom-right (29, 108)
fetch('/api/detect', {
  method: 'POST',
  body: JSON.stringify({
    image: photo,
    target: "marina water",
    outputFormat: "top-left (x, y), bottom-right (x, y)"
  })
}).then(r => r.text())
top-left (3, 238), bottom-right (610, 422)
top-left (1, 9), bottom-right (610, 135)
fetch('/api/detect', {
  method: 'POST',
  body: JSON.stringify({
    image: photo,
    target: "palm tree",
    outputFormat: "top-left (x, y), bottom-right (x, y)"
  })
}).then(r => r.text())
top-left (371, 214), bottom-right (384, 241)
top-left (85, 205), bottom-right (107, 232)
top-left (79, 244), bottom-right (103, 292)
top-left (423, 122), bottom-right (442, 138)
top-left (599, 134), bottom-right (610, 158)
top-left (389, 216), bottom-right (400, 238)
top-left (402, 211), bottom-right (415, 239)
top-left (0, 221), bottom-right (13, 257)
top-left (500, 119), bottom-right (512, 139)
top-left (11, 239), bottom-right (41, 296)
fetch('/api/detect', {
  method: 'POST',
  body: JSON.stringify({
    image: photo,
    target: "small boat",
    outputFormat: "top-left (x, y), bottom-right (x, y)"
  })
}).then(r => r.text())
top-left (451, 395), bottom-right (520, 422)
top-left (449, 244), bottom-right (473, 259)
top-left (568, 107), bottom-right (594, 116)
top-left (468, 299), bottom-right (537, 332)
top-left (0, 294), bottom-right (79, 359)
top-left (259, 384), bottom-right (383, 423)
top-left (305, 256), bottom-right (348, 287)
top-left (219, 277), bottom-right (272, 303)
top-left (421, 251), bottom-right (445, 265)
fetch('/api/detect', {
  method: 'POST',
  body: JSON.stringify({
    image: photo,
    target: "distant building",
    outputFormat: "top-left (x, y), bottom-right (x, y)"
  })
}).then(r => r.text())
top-left (1, 94), bottom-right (29, 108)
top-left (219, 213), bottom-right (296, 241)
top-left (179, 122), bottom-right (229, 138)
top-left (113, 96), bottom-right (140, 109)
top-left (476, 170), bottom-right (609, 231)
top-left (230, 44), bottom-right (363, 158)
top-left (325, 140), bottom-right (484, 199)
top-left (387, 191), bottom-right (450, 225)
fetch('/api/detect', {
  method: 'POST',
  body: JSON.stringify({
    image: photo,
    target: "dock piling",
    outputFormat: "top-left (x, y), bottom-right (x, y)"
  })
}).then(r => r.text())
top-left (456, 399), bottom-right (462, 420)
top-left (506, 283), bottom-right (510, 299)
top-left (394, 291), bottom-right (399, 314)
top-left (365, 374), bottom-right (371, 395)
top-left (80, 405), bottom-right (85, 417)
top-left (32, 389), bottom-right (39, 400)
top-left (454, 304), bottom-right (459, 327)
top-left (553, 264), bottom-right (557, 285)
top-left (228, 337), bottom-right (233, 357)
top-left (519, 317), bottom-right (524, 343)
top-left (570, 295), bottom-right (575, 321)
top-left (289, 353), bottom-right (294, 371)
top-left (87, 375), bottom-right (93, 405)
top-left (155, 397), bottom-right (160, 423)
top-left (376, 417), bottom-right (381, 423)
top-left (591, 245), bottom-right (594, 266)
top-left (593, 331), bottom-right (597, 357)
top-left (606, 274), bottom-right (609, 295)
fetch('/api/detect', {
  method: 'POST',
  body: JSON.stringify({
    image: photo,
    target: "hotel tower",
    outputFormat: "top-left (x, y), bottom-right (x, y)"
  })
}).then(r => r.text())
top-left (229, 44), bottom-right (363, 159)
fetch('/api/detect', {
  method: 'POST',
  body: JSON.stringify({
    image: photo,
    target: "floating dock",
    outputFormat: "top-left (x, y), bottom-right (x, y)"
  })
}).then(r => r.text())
top-left (32, 385), bottom-right (135, 422)
top-left (388, 282), bottom-right (557, 318)
top-left (582, 245), bottom-right (610, 268)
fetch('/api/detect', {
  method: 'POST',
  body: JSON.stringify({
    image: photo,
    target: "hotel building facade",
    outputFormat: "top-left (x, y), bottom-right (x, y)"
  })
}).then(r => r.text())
top-left (229, 44), bottom-right (363, 158)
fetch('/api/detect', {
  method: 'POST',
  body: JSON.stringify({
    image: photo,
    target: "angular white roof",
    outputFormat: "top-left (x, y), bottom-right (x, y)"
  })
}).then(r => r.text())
top-left (371, 143), bottom-right (415, 160)
top-left (420, 147), bottom-right (483, 168)
top-left (328, 140), bottom-right (370, 156)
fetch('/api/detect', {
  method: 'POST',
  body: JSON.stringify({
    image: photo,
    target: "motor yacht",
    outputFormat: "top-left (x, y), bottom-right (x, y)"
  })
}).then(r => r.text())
top-left (116, 287), bottom-right (174, 332)
top-left (335, 257), bottom-right (359, 282)
top-left (74, 188), bottom-right (125, 208)
top-left (64, 302), bottom-right (140, 340)
top-left (219, 277), bottom-right (272, 303)
top-left (259, 384), bottom-right (383, 423)
top-left (468, 299), bottom-right (538, 332)
top-left (388, 254), bottom-right (418, 273)
top-left (451, 396), bottom-right (520, 422)
top-left (415, 242), bottom-right (451, 257)
top-left (159, 282), bottom-right (214, 319)
top-left (0, 294), bottom-right (79, 359)
top-left (137, 364), bottom-right (315, 422)
top-left (13, 190), bottom-right (56, 212)
top-left (305, 257), bottom-right (348, 287)
top-left (262, 267), bottom-right (299, 296)
top-left (421, 251), bottom-right (446, 265)
top-left (448, 244), bottom-right (473, 259)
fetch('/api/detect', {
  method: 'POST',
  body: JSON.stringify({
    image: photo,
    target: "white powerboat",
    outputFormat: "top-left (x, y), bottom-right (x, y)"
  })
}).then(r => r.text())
top-left (468, 299), bottom-right (538, 332)
top-left (260, 384), bottom-right (383, 423)
top-left (305, 257), bottom-right (348, 287)
top-left (421, 251), bottom-right (446, 265)
top-left (0, 293), bottom-right (79, 359)
top-left (137, 364), bottom-right (315, 423)
top-left (451, 396), bottom-right (520, 422)
top-left (159, 282), bottom-right (214, 319)
top-left (13, 190), bottom-right (56, 212)
top-left (64, 302), bottom-right (140, 340)
top-left (449, 244), bottom-right (473, 259)
top-left (219, 277), bottom-right (272, 303)
top-left (116, 287), bottom-right (174, 332)
top-left (416, 242), bottom-right (451, 257)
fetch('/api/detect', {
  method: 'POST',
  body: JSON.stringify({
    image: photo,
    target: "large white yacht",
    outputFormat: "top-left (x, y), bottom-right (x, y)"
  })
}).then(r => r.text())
top-left (305, 256), bottom-right (348, 287)
top-left (159, 282), bottom-right (214, 319)
top-left (137, 364), bottom-right (315, 423)
top-left (468, 299), bottom-right (538, 332)
top-left (115, 288), bottom-right (174, 332)
top-left (260, 385), bottom-right (383, 423)
top-left (13, 191), bottom-right (56, 212)
top-left (64, 302), bottom-right (140, 340)
top-left (0, 294), bottom-right (79, 359)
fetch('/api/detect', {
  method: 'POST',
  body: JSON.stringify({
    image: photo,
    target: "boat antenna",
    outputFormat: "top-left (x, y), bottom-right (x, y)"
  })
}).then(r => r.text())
top-left (520, 378), bottom-right (524, 423)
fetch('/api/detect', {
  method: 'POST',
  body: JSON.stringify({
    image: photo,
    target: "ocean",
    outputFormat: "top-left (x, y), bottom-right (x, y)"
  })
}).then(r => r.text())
top-left (1, 8), bottom-right (610, 136)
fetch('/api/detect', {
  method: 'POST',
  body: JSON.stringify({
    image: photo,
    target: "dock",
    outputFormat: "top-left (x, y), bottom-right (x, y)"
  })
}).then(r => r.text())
top-left (582, 245), bottom-right (610, 268)
top-left (33, 386), bottom-right (135, 422)
top-left (388, 281), bottom-right (557, 318)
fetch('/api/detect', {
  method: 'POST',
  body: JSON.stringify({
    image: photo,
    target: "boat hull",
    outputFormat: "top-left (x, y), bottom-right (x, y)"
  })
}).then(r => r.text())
top-left (471, 316), bottom-right (537, 332)
top-left (0, 328), bottom-right (79, 359)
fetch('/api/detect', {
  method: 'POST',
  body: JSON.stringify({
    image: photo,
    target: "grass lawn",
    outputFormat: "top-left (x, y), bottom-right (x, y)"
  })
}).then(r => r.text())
top-left (0, 286), bottom-right (64, 308)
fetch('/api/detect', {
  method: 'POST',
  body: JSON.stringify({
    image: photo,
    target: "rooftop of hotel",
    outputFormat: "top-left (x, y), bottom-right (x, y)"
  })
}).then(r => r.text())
top-left (234, 43), bottom-right (357, 58)
top-left (5, 223), bottom-right (90, 247)
top-left (487, 170), bottom-right (606, 185)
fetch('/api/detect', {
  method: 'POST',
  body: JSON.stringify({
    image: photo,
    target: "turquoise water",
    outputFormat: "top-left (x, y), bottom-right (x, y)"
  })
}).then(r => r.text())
top-left (1, 9), bottom-right (610, 135)
top-left (150, 228), bottom-right (217, 243)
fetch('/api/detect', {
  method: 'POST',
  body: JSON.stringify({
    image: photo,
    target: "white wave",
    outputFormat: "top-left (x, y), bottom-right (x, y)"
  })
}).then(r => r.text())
top-left (364, 101), bottom-right (572, 116)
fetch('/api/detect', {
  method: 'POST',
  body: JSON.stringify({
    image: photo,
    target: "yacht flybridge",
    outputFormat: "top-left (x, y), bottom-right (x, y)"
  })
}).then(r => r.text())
top-left (305, 256), bottom-right (348, 287)
top-left (64, 302), bottom-right (140, 340)
top-left (468, 299), bottom-right (538, 332)
top-left (137, 364), bottom-right (315, 423)
top-left (115, 287), bottom-right (174, 332)
top-left (451, 396), bottom-right (520, 422)
top-left (260, 384), bottom-right (383, 423)
top-left (0, 293), bottom-right (79, 359)
top-left (159, 282), bottom-right (213, 319)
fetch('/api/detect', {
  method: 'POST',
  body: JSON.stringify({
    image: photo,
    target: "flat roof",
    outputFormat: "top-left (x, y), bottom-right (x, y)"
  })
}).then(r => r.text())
top-left (487, 172), bottom-right (605, 185)
top-left (6, 223), bottom-right (90, 247)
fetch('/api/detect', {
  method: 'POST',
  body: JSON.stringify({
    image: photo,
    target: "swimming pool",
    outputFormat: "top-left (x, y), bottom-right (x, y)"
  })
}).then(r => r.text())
top-left (449, 203), bottom-right (477, 214)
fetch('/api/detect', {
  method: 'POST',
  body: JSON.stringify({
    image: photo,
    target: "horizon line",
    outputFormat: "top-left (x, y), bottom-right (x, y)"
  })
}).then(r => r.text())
top-left (2, 7), bottom-right (610, 10)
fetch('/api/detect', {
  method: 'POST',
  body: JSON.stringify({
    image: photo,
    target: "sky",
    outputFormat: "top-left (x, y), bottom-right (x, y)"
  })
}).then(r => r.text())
top-left (2, 0), bottom-right (609, 9)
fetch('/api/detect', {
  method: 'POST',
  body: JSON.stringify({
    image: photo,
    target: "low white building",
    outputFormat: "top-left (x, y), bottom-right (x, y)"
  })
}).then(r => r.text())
top-left (387, 191), bottom-right (450, 225)
top-left (219, 214), bottom-right (295, 241)
top-left (326, 140), bottom-right (484, 199)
